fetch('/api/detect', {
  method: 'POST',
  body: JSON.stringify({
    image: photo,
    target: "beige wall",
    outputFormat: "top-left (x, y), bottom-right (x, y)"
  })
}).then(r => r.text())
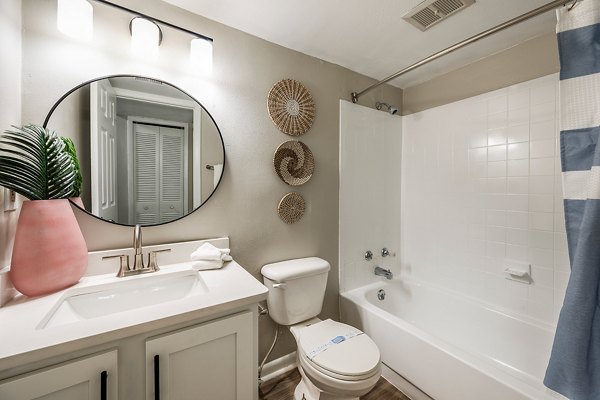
top-left (201, 112), bottom-right (222, 203)
top-left (0, 0), bottom-right (22, 270)
top-left (402, 33), bottom-right (559, 115)
top-left (17, 0), bottom-right (402, 360)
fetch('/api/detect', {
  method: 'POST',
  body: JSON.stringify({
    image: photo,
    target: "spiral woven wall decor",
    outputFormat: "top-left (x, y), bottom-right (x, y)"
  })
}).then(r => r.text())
top-left (273, 140), bottom-right (315, 186)
top-left (278, 192), bottom-right (306, 224)
top-left (267, 79), bottom-right (316, 136)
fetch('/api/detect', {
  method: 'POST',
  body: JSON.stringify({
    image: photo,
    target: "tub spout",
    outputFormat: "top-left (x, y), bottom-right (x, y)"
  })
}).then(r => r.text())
top-left (374, 266), bottom-right (393, 280)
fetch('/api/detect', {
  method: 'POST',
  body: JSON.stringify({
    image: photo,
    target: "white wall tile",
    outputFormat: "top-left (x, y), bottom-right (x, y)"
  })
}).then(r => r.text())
top-left (531, 101), bottom-right (556, 124)
top-left (508, 177), bottom-right (529, 194)
top-left (529, 212), bottom-right (554, 231)
top-left (486, 210), bottom-right (506, 226)
top-left (508, 107), bottom-right (529, 126)
top-left (530, 176), bottom-right (554, 194)
top-left (530, 120), bottom-right (555, 141)
top-left (508, 142), bottom-right (529, 160)
top-left (469, 147), bottom-right (487, 163)
top-left (487, 178), bottom-right (506, 194)
top-left (529, 231), bottom-right (554, 250)
top-left (506, 195), bottom-right (529, 212)
top-left (488, 145), bottom-right (507, 161)
top-left (507, 124), bottom-right (529, 144)
top-left (397, 74), bottom-right (566, 325)
top-left (530, 157), bottom-right (555, 176)
top-left (506, 211), bottom-right (529, 229)
top-left (529, 194), bottom-right (554, 213)
top-left (509, 90), bottom-right (529, 111)
top-left (488, 161), bottom-right (506, 178)
top-left (506, 228), bottom-right (529, 246)
top-left (508, 159), bottom-right (529, 177)
top-left (530, 139), bottom-right (556, 159)
top-left (488, 128), bottom-right (507, 146)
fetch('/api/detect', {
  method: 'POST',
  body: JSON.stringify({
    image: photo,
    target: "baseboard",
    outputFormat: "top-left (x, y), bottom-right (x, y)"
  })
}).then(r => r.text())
top-left (382, 363), bottom-right (433, 400)
top-left (260, 351), bottom-right (297, 383)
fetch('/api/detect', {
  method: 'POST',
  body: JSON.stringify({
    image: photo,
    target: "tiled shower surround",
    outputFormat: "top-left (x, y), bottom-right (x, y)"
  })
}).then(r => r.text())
top-left (401, 74), bottom-right (567, 324)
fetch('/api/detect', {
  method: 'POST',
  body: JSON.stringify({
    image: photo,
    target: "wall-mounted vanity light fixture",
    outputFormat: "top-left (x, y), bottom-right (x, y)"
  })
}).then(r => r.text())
top-left (130, 17), bottom-right (162, 60)
top-left (56, 0), bottom-right (93, 41)
top-left (57, 0), bottom-right (214, 73)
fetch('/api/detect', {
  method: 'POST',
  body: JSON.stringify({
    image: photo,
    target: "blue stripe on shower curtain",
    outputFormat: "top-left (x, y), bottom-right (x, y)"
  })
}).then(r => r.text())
top-left (544, 1), bottom-right (600, 399)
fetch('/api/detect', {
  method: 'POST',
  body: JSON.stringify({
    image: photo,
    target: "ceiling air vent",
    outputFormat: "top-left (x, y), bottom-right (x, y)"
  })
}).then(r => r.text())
top-left (403, 0), bottom-right (475, 31)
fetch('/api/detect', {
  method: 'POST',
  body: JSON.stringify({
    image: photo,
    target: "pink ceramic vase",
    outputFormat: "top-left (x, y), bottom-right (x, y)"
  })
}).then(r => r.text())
top-left (10, 199), bottom-right (88, 297)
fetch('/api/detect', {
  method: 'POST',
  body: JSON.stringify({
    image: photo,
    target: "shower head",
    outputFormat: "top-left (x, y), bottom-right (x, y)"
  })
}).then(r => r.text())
top-left (375, 102), bottom-right (398, 115)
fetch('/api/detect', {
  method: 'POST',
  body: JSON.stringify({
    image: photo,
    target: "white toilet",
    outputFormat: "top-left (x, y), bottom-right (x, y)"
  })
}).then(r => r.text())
top-left (261, 257), bottom-right (381, 400)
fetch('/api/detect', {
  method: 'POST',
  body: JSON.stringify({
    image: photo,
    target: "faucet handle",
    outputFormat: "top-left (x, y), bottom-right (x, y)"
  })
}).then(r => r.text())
top-left (103, 254), bottom-right (130, 277)
top-left (147, 249), bottom-right (171, 272)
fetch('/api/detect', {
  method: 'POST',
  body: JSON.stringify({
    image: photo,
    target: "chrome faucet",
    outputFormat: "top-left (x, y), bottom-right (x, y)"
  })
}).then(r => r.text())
top-left (374, 266), bottom-right (393, 280)
top-left (102, 224), bottom-right (171, 277)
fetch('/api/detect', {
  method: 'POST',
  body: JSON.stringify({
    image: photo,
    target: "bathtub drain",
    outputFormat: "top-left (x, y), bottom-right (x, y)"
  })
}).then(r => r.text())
top-left (377, 289), bottom-right (386, 301)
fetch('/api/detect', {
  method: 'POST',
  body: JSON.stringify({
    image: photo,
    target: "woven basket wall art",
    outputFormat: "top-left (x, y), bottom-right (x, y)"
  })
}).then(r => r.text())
top-left (273, 140), bottom-right (315, 186)
top-left (267, 79), bottom-right (315, 136)
top-left (278, 192), bottom-right (305, 224)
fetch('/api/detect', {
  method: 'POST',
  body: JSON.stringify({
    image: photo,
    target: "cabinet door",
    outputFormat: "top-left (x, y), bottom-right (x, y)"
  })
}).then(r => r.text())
top-left (146, 311), bottom-right (254, 400)
top-left (0, 350), bottom-right (117, 400)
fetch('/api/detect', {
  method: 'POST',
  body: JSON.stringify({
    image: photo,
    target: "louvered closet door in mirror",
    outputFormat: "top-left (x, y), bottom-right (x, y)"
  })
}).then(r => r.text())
top-left (134, 123), bottom-right (185, 225)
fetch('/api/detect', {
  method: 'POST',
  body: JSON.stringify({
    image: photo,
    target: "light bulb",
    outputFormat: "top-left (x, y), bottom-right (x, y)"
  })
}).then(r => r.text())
top-left (57, 0), bottom-right (93, 41)
top-left (190, 38), bottom-right (213, 75)
top-left (130, 17), bottom-right (161, 60)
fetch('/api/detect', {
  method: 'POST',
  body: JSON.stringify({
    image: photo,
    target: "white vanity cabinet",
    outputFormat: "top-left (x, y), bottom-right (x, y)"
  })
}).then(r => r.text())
top-left (0, 350), bottom-right (118, 400)
top-left (146, 311), bottom-right (254, 400)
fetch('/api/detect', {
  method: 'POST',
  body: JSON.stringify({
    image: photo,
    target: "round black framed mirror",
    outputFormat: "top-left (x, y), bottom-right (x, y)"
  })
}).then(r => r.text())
top-left (43, 75), bottom-right (225, 227)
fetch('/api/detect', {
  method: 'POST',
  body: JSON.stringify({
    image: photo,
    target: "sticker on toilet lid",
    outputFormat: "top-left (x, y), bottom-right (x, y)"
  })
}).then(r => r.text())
top-left (306, 329), bottom-right (363, 360)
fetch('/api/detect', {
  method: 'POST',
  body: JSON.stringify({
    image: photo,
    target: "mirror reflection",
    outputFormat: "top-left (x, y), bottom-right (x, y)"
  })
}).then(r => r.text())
top-left (44, 76), bottom-right (224, 226)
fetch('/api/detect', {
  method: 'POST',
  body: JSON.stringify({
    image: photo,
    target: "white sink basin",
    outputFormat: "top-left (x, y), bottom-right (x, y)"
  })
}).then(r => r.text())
top-left (38, 268), bottom-right (208, 329)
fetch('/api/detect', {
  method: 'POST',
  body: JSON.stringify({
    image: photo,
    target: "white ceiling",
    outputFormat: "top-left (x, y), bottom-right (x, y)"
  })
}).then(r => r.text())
top-left (162, 0), bottom-right (559, 88)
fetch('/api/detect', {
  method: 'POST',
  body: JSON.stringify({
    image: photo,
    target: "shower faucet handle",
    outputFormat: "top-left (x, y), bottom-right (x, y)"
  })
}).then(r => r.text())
top-left (381, 248), bottom-right (390, 257)
top-left (364, 250), bottom-right (373, 261)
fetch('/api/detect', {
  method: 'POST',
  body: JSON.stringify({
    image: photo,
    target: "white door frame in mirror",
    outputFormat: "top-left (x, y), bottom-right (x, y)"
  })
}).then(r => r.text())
top-left (90, 83), bottom-right (203, 224)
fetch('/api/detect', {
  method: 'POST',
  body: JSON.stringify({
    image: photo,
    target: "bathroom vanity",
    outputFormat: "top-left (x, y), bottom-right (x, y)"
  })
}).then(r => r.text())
top-left (0, 238), bottom-right (267, 400)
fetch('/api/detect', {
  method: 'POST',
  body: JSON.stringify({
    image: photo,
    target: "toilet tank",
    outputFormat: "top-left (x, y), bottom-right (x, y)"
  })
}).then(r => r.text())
top-left (261, 257), bottom-right (330, 326)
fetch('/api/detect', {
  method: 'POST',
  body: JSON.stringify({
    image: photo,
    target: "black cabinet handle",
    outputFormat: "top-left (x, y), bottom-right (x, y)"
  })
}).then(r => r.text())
top-left (154, 355), bottom-right (160, 400)
top-left (100, 371), bottom-right (107, 400)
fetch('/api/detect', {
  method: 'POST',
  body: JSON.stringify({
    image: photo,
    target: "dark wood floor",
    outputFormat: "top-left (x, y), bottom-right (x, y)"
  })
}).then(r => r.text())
top-left (259, 369), bottom-right (411, 400)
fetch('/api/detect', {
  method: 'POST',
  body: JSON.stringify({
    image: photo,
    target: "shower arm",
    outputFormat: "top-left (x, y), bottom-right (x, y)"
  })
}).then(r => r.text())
top-left (351, 0), bottom-right (578, 104)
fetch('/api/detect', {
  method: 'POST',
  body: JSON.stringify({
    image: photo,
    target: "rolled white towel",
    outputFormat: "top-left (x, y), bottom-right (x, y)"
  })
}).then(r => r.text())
top-left (191, 259), bottom-right (223, 271)
top-left (191, 242), bottom-right (222, 261)
top-left (221, 254), bottom-right (233, 262)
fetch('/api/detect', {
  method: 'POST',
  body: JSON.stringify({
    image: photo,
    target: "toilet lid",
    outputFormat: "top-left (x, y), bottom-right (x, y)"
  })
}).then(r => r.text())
top-left (298, 319), bottom-right (380, 377)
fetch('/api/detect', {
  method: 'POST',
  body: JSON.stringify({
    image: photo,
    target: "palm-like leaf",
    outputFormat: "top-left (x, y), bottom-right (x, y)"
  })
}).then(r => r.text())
top-left (0, 125), bottom-right (76, 200)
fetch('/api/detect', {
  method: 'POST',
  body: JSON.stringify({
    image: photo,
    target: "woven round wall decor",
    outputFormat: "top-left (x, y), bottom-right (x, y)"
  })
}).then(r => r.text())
top-left (267, 78), bottom-right (315, 136)
top-left (273, 140), bottom-right (315, 186)
top-left (278, 192), bottom-right (305, 224)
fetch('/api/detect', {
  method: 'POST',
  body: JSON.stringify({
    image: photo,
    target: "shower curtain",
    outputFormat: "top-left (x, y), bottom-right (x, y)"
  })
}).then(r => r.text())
top-left (544, 1), bottom-right (600, 399)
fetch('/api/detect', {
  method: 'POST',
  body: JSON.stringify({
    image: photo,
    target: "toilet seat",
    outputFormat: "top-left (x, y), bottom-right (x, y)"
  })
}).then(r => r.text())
top-left (297, 319), bottom-right (381, 380)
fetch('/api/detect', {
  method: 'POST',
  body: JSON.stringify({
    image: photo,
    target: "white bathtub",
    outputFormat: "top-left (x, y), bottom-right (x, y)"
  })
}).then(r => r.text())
top-left (340, 279), bottom-right (566, 400)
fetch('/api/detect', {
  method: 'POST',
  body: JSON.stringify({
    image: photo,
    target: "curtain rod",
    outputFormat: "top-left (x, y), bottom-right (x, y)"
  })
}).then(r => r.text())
top-left (91, 0), bottom-right (214, 42)
top-left (351, 0), bottom-right (577, 103)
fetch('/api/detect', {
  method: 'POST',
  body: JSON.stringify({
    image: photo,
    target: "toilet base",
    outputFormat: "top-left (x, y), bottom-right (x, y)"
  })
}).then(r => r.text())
top-left (293, 366), bottom-right (359, 400)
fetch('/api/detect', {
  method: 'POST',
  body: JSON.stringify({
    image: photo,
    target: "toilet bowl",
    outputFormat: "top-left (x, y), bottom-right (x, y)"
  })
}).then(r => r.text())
top-left (261, 258), bottom-right (382, 400)
top-left (290, 318), bottom-right (381, 400)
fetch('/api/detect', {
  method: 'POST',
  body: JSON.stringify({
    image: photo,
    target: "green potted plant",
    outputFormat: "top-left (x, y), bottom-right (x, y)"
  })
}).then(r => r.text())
top-left (60, 136), bottom-right (84, 209)
top-left (0, 124), bottom-right (87, 297)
